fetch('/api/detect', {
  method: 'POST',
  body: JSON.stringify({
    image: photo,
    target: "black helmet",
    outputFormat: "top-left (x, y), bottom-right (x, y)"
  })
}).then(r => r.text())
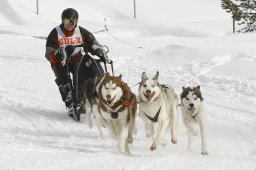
top-left (61, 8), bottom-right (79, 21)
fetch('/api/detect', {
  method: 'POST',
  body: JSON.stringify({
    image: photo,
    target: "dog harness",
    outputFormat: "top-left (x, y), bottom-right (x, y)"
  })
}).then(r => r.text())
top-left (144, 107), bottom-right (161, 122)
top-left (109, 100), bottom-right (136, 119)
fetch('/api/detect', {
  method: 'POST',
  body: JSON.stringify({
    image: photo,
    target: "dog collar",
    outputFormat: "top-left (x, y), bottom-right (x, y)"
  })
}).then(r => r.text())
top-left (145, 107), bottom-right (161, 122)
top-left (111, 112), bottom-right (118, 119)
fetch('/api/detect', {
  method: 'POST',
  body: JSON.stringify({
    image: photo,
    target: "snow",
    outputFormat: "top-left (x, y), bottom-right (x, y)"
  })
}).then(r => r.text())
top-left (0, 0), bottom-right (256, 169)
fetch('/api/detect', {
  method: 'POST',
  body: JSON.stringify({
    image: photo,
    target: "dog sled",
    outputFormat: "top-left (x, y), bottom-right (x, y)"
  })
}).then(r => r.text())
top-left (62, 43), bottom-right (114, 121)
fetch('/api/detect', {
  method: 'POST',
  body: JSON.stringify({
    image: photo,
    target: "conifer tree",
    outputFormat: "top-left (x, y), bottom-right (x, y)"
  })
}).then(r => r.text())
top-left (221, 0), bottom-right (256, 32)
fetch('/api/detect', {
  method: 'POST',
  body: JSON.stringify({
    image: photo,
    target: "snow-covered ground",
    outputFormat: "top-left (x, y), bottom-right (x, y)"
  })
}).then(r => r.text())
top-left (0, 0), bottom-right (256, 169)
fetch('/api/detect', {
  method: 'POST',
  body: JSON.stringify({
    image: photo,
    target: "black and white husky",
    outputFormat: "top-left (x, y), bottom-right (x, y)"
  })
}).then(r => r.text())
top-left (138, 71), bottom-right (178, 151)
top-left (180, 86), bottom-right (209, 155)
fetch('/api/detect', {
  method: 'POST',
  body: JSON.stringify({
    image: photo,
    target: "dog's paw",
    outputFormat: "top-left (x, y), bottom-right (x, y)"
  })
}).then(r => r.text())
top-left (161, 139), bottom-right (167, 147)
top-left (126, 137), bottom-right (133, 144)
top-left (201, 151), bottom-right (209, 155)
top-left (150, 143), bottom-right (156, 151)
top-left (171, 137), bottom-right (177, 144)
top-left (118, 144), bottom-right (126, 153)
top-left (109, 131), bottom-right (117, 139)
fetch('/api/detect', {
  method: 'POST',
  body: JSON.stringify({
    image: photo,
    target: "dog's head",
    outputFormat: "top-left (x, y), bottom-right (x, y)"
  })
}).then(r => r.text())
top-left (97, 72), bottom-right (125, 107)
top-left (180, 85), bottom-right (203, 116)
top-left (138, 71), bottom-right (161, 103)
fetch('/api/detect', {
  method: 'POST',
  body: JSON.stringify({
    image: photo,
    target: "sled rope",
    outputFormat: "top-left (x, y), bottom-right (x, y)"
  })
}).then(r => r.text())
top-left (130, 82), bottom-right (140, 88)
top-left (104, 18), bottom-right (115, 60)
top-left (103, 19), bottom-right (143, 49)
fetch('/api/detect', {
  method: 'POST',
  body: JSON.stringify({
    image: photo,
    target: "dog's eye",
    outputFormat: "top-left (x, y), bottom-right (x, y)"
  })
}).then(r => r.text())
top-left (104, 87), bottom-right (109, 90)
top-left (143, 84), bottom-right (147, 88)
top-left (186, 97), bottom-right (189, 100)
top-left (194, 98), bottom-right (197, 100)
top-left (112, 87), bottom-right (117, 90)
top-left (152, 85), bottom-right (155, 88)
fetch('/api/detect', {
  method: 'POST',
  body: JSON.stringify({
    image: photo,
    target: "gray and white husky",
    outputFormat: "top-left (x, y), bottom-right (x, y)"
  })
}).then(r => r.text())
top-left (138, 71), bottom-right (178, 151)
top-left (180, 86), bottom-right (209, 155)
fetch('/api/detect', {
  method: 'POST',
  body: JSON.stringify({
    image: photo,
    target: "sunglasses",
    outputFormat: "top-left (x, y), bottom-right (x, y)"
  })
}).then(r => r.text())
top-left (63, 18), bottom-right (78, 26)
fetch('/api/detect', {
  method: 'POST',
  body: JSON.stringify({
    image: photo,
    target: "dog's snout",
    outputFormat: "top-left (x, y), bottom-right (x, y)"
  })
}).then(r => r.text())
top-left (189, 103), bottom-right (194, 108)
top-left (146, 90), bottom-right (151, 94)
top-left (106, 94), bottom-right (111, 100)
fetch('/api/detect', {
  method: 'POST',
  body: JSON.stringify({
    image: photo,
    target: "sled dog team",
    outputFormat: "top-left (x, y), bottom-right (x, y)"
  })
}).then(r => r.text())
top-left (84, 71), bottom-right (209, 155)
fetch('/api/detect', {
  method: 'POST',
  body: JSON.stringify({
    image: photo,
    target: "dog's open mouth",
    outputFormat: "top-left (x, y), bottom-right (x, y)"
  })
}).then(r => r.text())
top-left (188, 107), bottom-right (196, 114)
top-left (143, 91), bottom-right (155, 101)
top-left (106, 96), bottom-right (116, 106)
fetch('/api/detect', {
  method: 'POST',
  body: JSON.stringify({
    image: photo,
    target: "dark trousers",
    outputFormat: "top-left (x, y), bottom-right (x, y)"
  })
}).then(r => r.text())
top-left (51, 54), bottom-right (103, 106)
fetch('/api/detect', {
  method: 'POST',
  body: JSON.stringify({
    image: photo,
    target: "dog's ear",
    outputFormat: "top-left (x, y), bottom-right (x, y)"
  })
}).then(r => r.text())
top-left (142, 72), bottom-right (147, 81)
top-left (153, 71), bottom-right (159, 80)
top-left (118, 74), bottom-right (122, 80)
top-left (196, 85), bottom-right (200, 90)
top-left (105, 72), bottom-right (110, 77)
top-left (182, 86), bottom-right (186, 91)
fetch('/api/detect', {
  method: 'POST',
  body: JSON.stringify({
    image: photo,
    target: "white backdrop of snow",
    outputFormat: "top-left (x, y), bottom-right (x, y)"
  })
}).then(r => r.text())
top-left (0, 0), bottom-right (255, 170)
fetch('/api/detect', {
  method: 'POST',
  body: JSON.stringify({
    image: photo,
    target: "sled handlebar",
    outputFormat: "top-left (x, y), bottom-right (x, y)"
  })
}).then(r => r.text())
top-left (64, 43), bottom-right (114, 75)
top-left (71, 43), bottom-right (112, 64)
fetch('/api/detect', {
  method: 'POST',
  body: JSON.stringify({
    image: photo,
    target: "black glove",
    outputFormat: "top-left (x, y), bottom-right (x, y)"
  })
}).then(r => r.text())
top-left (64, 45), bottom-right (75, 58)
top-left (94, 48), bottom-right (106, 63)
top-left (55, 45), bottom-right (75, 59)
top-left (55, 47), bottom-right (64, 59)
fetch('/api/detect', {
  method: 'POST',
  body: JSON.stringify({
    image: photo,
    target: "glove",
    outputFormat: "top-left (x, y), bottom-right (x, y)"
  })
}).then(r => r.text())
top-left (54, 45), bottom-right (75, 60)
top-left (54, 47), bottom-right (64, 60)
top-left (94, 48), bottom-right (106, 63)
top-left (64, 45), bottom-right (75, 58)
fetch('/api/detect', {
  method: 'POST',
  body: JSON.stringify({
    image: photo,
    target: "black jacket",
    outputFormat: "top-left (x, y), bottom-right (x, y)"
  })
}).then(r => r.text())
top-left (45, 24), bottom-right (98, 61)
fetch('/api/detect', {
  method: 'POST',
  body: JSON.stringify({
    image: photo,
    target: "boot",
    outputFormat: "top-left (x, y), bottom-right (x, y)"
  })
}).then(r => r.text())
top-left (60, 83), bottom-right (73, 108)
top-left (68, 103), bottom-right (80, 121)
top-left (68, 104), bottom-right (75, 117)
top-left (59, 83), bottom-right (80, 121)
top-left (75, 102), bottom-right (86, 115)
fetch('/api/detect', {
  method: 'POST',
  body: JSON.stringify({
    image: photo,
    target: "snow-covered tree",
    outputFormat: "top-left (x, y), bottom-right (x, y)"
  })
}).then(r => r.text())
top-left (222, 0), bottom-right (256, 32)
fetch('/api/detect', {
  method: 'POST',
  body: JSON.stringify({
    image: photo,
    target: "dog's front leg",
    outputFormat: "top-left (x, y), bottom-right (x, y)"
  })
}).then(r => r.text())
top-left (153, 120), bottom-right (169, 149)
top-left (148, 123), bottom-right (157, 151)
top-left (183, 119), bottom-right (195, 152)
top-left (92, 105), bottom-right (105, 139)
top-left (107, 120), bottom-right (117, 139)
top-left (126, 115), bottom-right (135, 144)
top-left (139, 111), bottom-right (151, 137)
top-left (199, 121), bottom-right (209, 155)
top-left (170, 102), bottom-right (178, 144)
top-left (115, 120), bottom-right (127, 153)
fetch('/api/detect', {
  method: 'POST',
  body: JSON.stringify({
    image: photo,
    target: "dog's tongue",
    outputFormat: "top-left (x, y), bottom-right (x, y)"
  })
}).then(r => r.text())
top-left (145, 94), bottom-right (151, 100)
top-left (188, 107), bottom-right (195, 114)
top-left (144, 92), bottom-right (155, 101)
top-left (107, 100), bottom-right (112, 105)
top-left (106, 96), bottom-right (115, 106)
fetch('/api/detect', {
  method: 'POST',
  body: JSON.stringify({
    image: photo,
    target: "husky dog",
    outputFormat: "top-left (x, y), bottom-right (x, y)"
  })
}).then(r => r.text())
top-left (96, 72), bottom-right (137, 153)
top-left (138, 71), bottom-right (178, 151)
top-left (180, 86), bottom-right (209, 155)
